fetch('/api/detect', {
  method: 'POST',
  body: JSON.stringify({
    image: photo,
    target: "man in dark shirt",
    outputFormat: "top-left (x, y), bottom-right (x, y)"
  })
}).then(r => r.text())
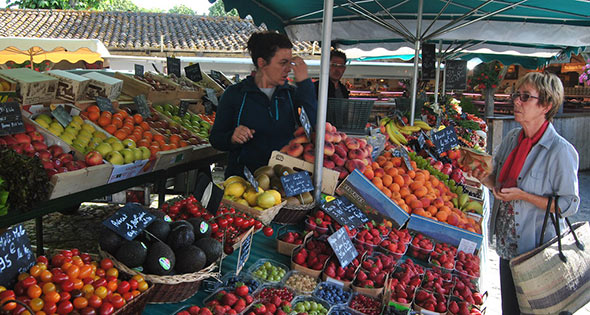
top-left (315, 49), bottom-right (349, 99)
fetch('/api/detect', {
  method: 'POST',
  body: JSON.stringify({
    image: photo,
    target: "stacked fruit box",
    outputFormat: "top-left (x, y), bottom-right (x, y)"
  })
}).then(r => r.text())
top-left (114, 72), bottom-right (202, 106)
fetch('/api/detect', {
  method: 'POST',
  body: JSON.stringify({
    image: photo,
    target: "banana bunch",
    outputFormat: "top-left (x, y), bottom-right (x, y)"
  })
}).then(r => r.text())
top-left (394, 121), bottom-right (421, 135)
top-left (452, 193), bottom-right (483, 215)
top-left (413, 119), bottom-right (432, 131)
top-left (383, 118), bottom-right (408, 145)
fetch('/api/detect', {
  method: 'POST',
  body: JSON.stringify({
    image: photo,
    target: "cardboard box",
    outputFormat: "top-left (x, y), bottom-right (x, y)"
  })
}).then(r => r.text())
top-left (46, 70), bottom-right (90, 102)
top-left (82, 72), bottom-right (123, 100)
top-left (114, 72), bottom-right (203, 106)
top-left (0, 75), bottom-right (18, 103)
top-left (406, 214), bottom-right (483, 253)
top-left (268, 151), bottom-right (340, 195)
top-left (336, 169), bottom-right (410, 228)
top-left (0, 68), bottom-right (58, 105)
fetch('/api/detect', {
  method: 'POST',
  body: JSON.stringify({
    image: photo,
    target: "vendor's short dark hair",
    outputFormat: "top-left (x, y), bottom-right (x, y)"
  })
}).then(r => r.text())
top-left (247, 31), bottom-right (293, 69)
top-left (331, 49), bottom-right (347, 61)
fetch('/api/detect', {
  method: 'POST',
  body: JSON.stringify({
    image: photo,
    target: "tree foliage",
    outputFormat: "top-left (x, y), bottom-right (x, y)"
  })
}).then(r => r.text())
top-left (96, 0), bottom-right (137, 12)
top-left (209, 0), bottom-right (238, 17)
top-left (7, 0), bottom-right (101, 10)
top-left (169, 4), bottom-right (195, 15)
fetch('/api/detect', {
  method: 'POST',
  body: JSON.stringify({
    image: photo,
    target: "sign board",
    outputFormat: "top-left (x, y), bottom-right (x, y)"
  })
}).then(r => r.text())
top-left (96, 96), bottom-right (114, 113)
top-left (236, 227), bottom-right (254, 275)
top-left (51, 105), bottom-right (72, 127)
top-left (205, 88), bottom-right (219, 106)
top-left (417, 132), bottom-right (426, 149)
top-left (184, 63), bottom-right (202, 82)
top-left (178, 100), bottom-right (189, 118)
top-left (421, 43), bottom-right (436, 80)
top-left (321, 195), bottom-right (369, 229)
top-left (327, 227), bottom-right (358, 268)
top-left (103, 203), bottom-right (156, 240)
top-left (167, 57), bottom-right (181, 77)
top-left (399, 146), bottom-right (413, 171)
top-left (243, 166), bottom-right (259, 192)
top-left (445, 60), bottom-right (468, 90)
top-left (0, 224), bottom-right (35, 287)
top-left (0, 102), bottom-right (25, 136)
top-left (134, 94), bottom-right (151, 118)
top-left (431, 127), bottom-right (459, 155)
top-left (134, 64), bottom-right (144, 77)
top-left (281, 171), bottom-right (314, 197)
top-left (458, 239), bottom-right (477, 255)
top-left (299, 106), bottom-right (312, 142)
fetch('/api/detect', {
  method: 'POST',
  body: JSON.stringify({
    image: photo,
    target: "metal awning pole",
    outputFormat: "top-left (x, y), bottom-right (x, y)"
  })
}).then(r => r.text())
top-left (313, 0), bottom-right (334, 202)
top-left (434, 40), bottom-right (442, 105)
top-left (409, 0), bottom-right (423, 126)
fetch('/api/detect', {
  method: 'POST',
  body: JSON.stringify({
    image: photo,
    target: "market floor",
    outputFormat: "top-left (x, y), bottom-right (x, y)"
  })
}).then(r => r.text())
top-left (19, 171), bottom-right (590, 314)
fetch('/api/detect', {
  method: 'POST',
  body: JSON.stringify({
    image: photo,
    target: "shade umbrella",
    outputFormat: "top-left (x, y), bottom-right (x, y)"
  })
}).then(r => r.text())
top-left (223, 0), bottom-right (590, 200)
top-left (0, 37), bottom-right (110, 67)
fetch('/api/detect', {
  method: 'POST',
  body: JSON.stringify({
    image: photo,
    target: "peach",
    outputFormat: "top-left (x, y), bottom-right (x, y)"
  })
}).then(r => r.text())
top-left (362, 158), bottom-right (371, 166)
top-left (285, 142), bottom-right (304, 158)
top-left (334, 143), bottom-right (348, 159)
top-left (339, 132), bottom-right (348, 141)
top-left (363, 168), bottom-right (374, 180)
top-left (348, 148), bottom-right (364, 160)
top-left (333, 166), bottom-right (349, 180)
top-left (330, 154), bottom-right (346, 167)
top-left (433, 198), bottom-right (444, 208)
top-left (280, 144), bottom-right (290, 153)
top-left (345, 159), bottom-right (366, 173)
top-left (447, 213), bottom-right (460, 226)
top-left (420, 197), bottom-right (432, 208)
top-left (324, 132), bottom-right (335, 143)
top-left (345, 137), bottom-right (360, 150)
top-left (374, 167), bottom-right (385, 178)
top-left (332, 133), bottom-right (342, 143)
top-left (303, 149), bottom-right (315, 163)
top-left (357, 138), bottom-right (367, 149)
top-left (293, 126), bottom-right (306, 137)
top-left (325, 122), bottom-right (336, 133)
top-left (292, 134), bottom-right (309, 144)
top-left (323, 158), bottom-right (335, 169)
top-left (303, 143), bottom-right (314, 152)
top-left (324, 141), bottom-right (335, 156)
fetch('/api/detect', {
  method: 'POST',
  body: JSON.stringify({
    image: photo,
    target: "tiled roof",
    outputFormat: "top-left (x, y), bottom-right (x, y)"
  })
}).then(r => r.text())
top-left (0, 9), bottom-right (314, 54)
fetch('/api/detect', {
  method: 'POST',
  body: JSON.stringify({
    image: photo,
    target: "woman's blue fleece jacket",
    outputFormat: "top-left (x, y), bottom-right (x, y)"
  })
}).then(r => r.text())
top-left (209, 76), bottom-right (317, 178)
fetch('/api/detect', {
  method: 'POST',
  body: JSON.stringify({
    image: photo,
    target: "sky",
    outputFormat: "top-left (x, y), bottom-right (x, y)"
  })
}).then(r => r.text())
top-left (0, 0), bottom-right (214, 14)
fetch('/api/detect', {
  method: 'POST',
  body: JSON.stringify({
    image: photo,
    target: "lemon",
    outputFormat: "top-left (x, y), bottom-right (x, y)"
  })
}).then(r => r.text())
top-left (225, 182), bottom-right (246, 198)
top-left (256, 191), bottom-right (276, 209)
top-left (267, 189), bottom-right (282, 205)
top-left (223, 175), bottom-right (247, 188)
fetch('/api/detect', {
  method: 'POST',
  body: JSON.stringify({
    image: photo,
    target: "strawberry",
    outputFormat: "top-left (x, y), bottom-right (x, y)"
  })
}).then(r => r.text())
top-left (233, 299), bottom-right (246, 313)
top-left (235, 284), bottom-right (249, 297)
top-left (221, 293), bottom-right (238, 307)
top-left (198, 308), bottom-right (213, 315)
top-left (188, 306), bottom-right (201, 315)
top-left (253, 303), bottom-right (266, 314)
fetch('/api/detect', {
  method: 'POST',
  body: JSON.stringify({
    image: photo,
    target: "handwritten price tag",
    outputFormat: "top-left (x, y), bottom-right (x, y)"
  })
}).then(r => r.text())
top-left (0, 224), bottom-right (35, 287)
top-left (102, 203), bottom-right (156, 240)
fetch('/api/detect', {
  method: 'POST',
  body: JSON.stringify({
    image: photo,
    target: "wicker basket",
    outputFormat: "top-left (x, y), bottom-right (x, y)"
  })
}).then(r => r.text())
top-left (272, 202), bottom-right (316, 224)
top-left (221, 199), bottom-right (286, 225)
top-left (327, 98), bottom-right (374, 133)
top-left (100, 248), bottom-right (218, 303)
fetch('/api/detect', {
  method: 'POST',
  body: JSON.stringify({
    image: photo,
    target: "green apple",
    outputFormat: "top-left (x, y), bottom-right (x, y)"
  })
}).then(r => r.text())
top-left (49, 122), bottom-right (64, 133)
top-left (95, 142), bottom-right (113, 157)
top-left (93, 131), bottom-right (107, 141)
top-left (72, 142), bottom-right (86, 153)
top-left (111, 141), bottom-right (124, 152)
top-left (106, 151), bottom-right (124, 165)
top-left (132, 148), bottom-right (143, 161)
top-left (105, 137), bottom-right (120, 145)
top-left (120, 148), bottom-right (135, 164)
top-left (76, 134), bottom-right (92, 145)
top-left (90, 136), bottom-right (104, 144)
top-left (59, 133), bottom-right (75, 145)
top-left (139, 147), bottom-right (151, 160)
top-left (73, 138), bottom-right (88, 149)
top-left (71, 116), bottom-right (84, 126)
top-left (36, 113), bottom-right (53, 125)
top-left (87, 139), bottom-right (101, 151)
top-left (122, 138), bottom-right (136, 149)
top-left (35, 118), bottom-right (50, 129)
top-left (81, 123), bottom-right (95, 134)
top-left (78, 129), bottom-right (93, 139)
top-left (64, 126), bottom-right (79, 137)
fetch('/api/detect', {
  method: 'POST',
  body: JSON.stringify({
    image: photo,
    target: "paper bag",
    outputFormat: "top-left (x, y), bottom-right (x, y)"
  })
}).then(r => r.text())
top-left (458, 147), bottom-right (492, 174)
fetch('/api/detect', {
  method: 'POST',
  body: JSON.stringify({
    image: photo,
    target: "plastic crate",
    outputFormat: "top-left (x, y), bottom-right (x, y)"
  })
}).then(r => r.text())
top-left (327, 98), bottom-right (374, 133)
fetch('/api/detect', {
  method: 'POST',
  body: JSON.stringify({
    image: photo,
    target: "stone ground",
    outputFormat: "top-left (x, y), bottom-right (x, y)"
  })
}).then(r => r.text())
top-left (20, 171), bottom-right (590, 314)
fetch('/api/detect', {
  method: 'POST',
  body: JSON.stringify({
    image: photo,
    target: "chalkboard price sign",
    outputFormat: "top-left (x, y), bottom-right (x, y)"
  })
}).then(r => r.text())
top-left (418, 131), bottom-right (426, 149)
top-left (321, 196), bottom-right (369, 229)
top-left (184, 63), bottom-right (202, 82)
top-left (0, 224), bottom-right (35, 287)
top-left (134, 64), bottom-right (144, 77)
top-left (236, 227), bottom-right (254, 275)
top-left (103, 203), bottom-right (156, 240)
top-left (178, 100), bottom-right (189, 118)
top-left (52, 105), bottom-right (72, 127)
top-left (0, 102), bottom-right (25, 136)
top-left (96, 96), bottom-right (114, 113)
top-left (327, 227), bottom-right (358, 268)
top-left (421, 43), bottom-right (436, 80)
top-left (431, 127), bottom-right (459, 155)
top-left (243, 166), bottom-right (259, 192)
top-left (299, 106), bottom-right (312, 142)
top-left (167, 57), bottom-right (181, 77)
top-left (281, 171), bottom-right (314, 197)
top-left (134, 94), bottom-right (151, 118)
top-left (445, 60), bottom-right (468, 90)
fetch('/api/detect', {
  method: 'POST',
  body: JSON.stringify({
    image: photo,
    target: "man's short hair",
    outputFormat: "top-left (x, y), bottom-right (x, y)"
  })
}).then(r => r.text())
top-left (331, 49), bottom-right (347, 61)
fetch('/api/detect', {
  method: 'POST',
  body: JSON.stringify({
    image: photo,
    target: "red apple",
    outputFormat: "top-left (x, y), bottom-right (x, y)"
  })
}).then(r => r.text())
top-left (36, 149), bottom-right (52, 161)
top-left (3, 135), bottom-right (17, 146)
top-left (13, 133), bottom-right (31, 144)
top-left (85, 151), bottom-right (103, 166)
top-left (57, 153), bottom-right (74, 164)
top-left (65, 161), bottom-right (82, 171)
top-left (48, 145), bottom-right (64, 158)
top-left (24, 123), bottom-right (35, 133)
top-left (41, 160), bottom-right (54, 169)
top-left (56, 167), bottom-right (68, 173)
top-left (28, 131), bottom-right (44, 143)
top-left (46, 168), bottom-right (59, 177)
top-left (20, 143), bottom-right (35, 155)
top-left (31, 141), bottom-right (48, 151)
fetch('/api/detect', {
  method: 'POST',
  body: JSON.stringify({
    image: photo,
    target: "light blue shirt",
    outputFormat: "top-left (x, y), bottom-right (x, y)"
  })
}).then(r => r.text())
top-left (489, 123), bottom-right (580, 256)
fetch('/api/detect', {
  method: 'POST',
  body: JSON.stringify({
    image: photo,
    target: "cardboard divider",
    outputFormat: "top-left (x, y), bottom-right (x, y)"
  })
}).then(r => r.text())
top-left (406, 214), bottom-right (483, 253)
top-left (268, 151), bottom-right (339, 195)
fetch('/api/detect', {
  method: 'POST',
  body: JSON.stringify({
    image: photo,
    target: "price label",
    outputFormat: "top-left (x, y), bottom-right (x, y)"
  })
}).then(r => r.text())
top-left (399, 146), bottom-right (413, 171)
top-left (458, 238), bottom-right (477, 255)
top-left (205, 88), bottom-right (219, 106)
top-left (96, 96), bottom-right (114, 113)
top-left (236, 227), bottom-right (253, 275)
top-left (134, 64), bottom-right (144, 77)
top-left (327, 227), bottom-right (358, 268)
top-left (435, 115), bottom-right (442, 129)
top-left (102, 203), bottom-right (156, 240)
top-left (299, 107), bottom-right (312, 142)
top-left (280, 171), bottom-right (314, 197)
top-left (243, 166), bottom-right (259, 192)
top-left (431, 127), bottom-right (459, 155)
top-left (418, 132), bottom-right (426, 149)
top-left (51, 105), bottom-right (73, 127)
top-left (0, 224), bottom-right (35, 287)
top-left (178, 100), bottom-right (189, 118)
top-left (134, 94), bottom-right (151, 118)
top-left (167, 57), bottom-right (181, 77)
top-left (321, 196), bottom-right (369, 229)
top-left (184, 63), bottom-right (202, 82)
top-left (0, 102), bottom-right (25, 136)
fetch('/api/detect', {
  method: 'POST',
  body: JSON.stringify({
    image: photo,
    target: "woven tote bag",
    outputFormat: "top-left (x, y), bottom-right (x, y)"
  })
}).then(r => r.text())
top-left (510, 196), bottom-right (590, 314)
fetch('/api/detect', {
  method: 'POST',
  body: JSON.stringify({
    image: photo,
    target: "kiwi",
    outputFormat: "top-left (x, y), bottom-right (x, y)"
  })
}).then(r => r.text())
top-left (254, 165), bottom-right (274, 178)
top-left (300, 191), bottom-right (314, 205)
top-left (286, 196), bottom-right (301, 206)
top-left (256, 174), bottom-right (270, 190)
top-left (273, 164), bottom-right (284, 177)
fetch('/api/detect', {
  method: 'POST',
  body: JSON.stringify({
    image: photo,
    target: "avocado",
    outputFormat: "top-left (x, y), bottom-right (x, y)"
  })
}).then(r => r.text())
top-left (144, 242), bottom-right (176, 275)
top-left (174, 245), bottom-right (207, 273)
top-left (115, 240), bottom-right (147, 268)
top-left (194, 237), bottom-right (222, 266)
top-left (99, 227), bottom-right (123, 255)
top-left (187, 217), bottom-right (211, 241)
top-left (145, 218), bottom-right (171, 242)
top-left (170, 220), bottom-right (194, 232)
top-left (166, 225), bottom-right (195, 250)
top-left (149, 209), bottom-right (168, 220)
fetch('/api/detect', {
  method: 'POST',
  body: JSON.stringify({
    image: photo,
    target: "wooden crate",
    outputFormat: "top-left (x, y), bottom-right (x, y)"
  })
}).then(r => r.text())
top-left (115, 72), bottom-right (203, 106)
top-left (0, 68), bottom-right (58, 105)
top-left (46, 70), bottom-right (90, 102)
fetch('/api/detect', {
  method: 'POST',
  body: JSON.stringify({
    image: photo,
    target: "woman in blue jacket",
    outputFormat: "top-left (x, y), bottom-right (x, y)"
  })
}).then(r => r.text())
top-left (209, 31), bottom-right (317, 178)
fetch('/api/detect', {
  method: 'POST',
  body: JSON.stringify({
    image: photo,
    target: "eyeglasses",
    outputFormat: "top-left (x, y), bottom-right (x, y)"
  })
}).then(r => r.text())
top-left (511, 92), bottom-right (540, 102)
top-left (330, 63), bottom-right (346, 69)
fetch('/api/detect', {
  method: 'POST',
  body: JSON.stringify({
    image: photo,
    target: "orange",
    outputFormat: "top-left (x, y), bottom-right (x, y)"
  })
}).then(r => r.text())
top-left (98, 116), bottom-right (111, 127)
top-left (127, 134), bottom-right (139, 143)
top-left (117, 110), bottom-right (129, 118)
top-left (120, 126), bottom-right (132, 135)
top-left (179, 140), bottom-right (188, 147)
top-left (88, 111), bottom-right (100, 122)
top-left (104, 124), bottom-right (117, 135)
top-left (161, 144), bottom-right (171, 151)
top-left (169, 134), bottom-right (181, 145)
top-left (87, 105), bottom-right (100, 113)
top-left (153, 134), bottom-right (165, 143)
top-left (142, 131), bottom-right (153, 141)
top-left (140, 121), bottom-right (150, 131)
top-left (168, 143), bottom-right (178, 150)
top-left (149, 146), bottom-right (159, 157)
top-left (124, 116), bottom-right (134, 125)
top-left (382, 174), bottom-right (393, 187)
top-left (100, 111), bottom-right (112, 119)
top-left (137, 139), bottom-right (150, 148)
top-left (133, 114), bottom-right (143, 124)
top-left (114, 130), bottom-right (127, 141)
top-left (112, 117), bottom-right (123, 129)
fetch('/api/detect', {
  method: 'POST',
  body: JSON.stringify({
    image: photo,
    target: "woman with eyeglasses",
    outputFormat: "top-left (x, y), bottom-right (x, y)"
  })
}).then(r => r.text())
top-left (471, 72), bottom-right (580, 313)
top-left (209, 31), bottom-right (317, 178)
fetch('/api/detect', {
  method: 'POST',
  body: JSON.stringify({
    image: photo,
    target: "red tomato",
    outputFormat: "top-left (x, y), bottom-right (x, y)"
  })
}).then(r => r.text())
top-left (92, 278), bottom-right (107, 289)
top-left (99, 302), bottom-right (114, 315)
top-left (80, 306), bottom-right (97, 315)
top-left (60, 280), bottom-right (75, 292)
top-left (254, 221), bottom-right (263, 230)
top-left (58, 292), bottom-right (71, 303)
top-left (43, 302), bottom-right (57, 314)
top-left (88, 295), bottom-right (102, 309)
top-left (109, 294), bottom-right (125, 309)
top-left (100, 259), bottom-right (114, 271)
top-left (36, 256), bottom-right (49, 265)
top-left (217, 218), bottom-right (228, 229)
top-left (263, 226), bottom-right (274, 237)
top-left (234, 217), bottom-right (244, 229)
top-left (116, 281), bottom-right (130, 294)
top-left (57, 300), bottom-right (74, 314)
top-left (128, 279), bottom-right (138, 291)
top-left (21, 276), bottom-right (37, 288)
top-left (210, 222), bottom-right (219, 233)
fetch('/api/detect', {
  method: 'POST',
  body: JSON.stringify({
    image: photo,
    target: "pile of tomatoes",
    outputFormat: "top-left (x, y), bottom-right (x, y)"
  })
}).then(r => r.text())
top-left (0, 249), bottom-right (149, 315)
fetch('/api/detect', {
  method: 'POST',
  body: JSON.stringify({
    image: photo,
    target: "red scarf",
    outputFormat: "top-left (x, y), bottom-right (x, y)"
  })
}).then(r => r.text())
top-left (497, 121), bottom-right (549, 188)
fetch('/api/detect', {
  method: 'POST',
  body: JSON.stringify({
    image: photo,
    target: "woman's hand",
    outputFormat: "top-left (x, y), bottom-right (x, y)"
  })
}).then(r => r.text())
top-left (231, 125), bottom-right (255, 144)
top-left (291, 56), bottom-right (309, 82)
top-left (468, 166), bottom-right (489, 183)
top-left (493, 187), bottom-right (525, 202)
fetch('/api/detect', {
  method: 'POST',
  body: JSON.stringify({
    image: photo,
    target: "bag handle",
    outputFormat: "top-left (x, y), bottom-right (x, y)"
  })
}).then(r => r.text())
top-left (538, 196), bottom-right (585, 263)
